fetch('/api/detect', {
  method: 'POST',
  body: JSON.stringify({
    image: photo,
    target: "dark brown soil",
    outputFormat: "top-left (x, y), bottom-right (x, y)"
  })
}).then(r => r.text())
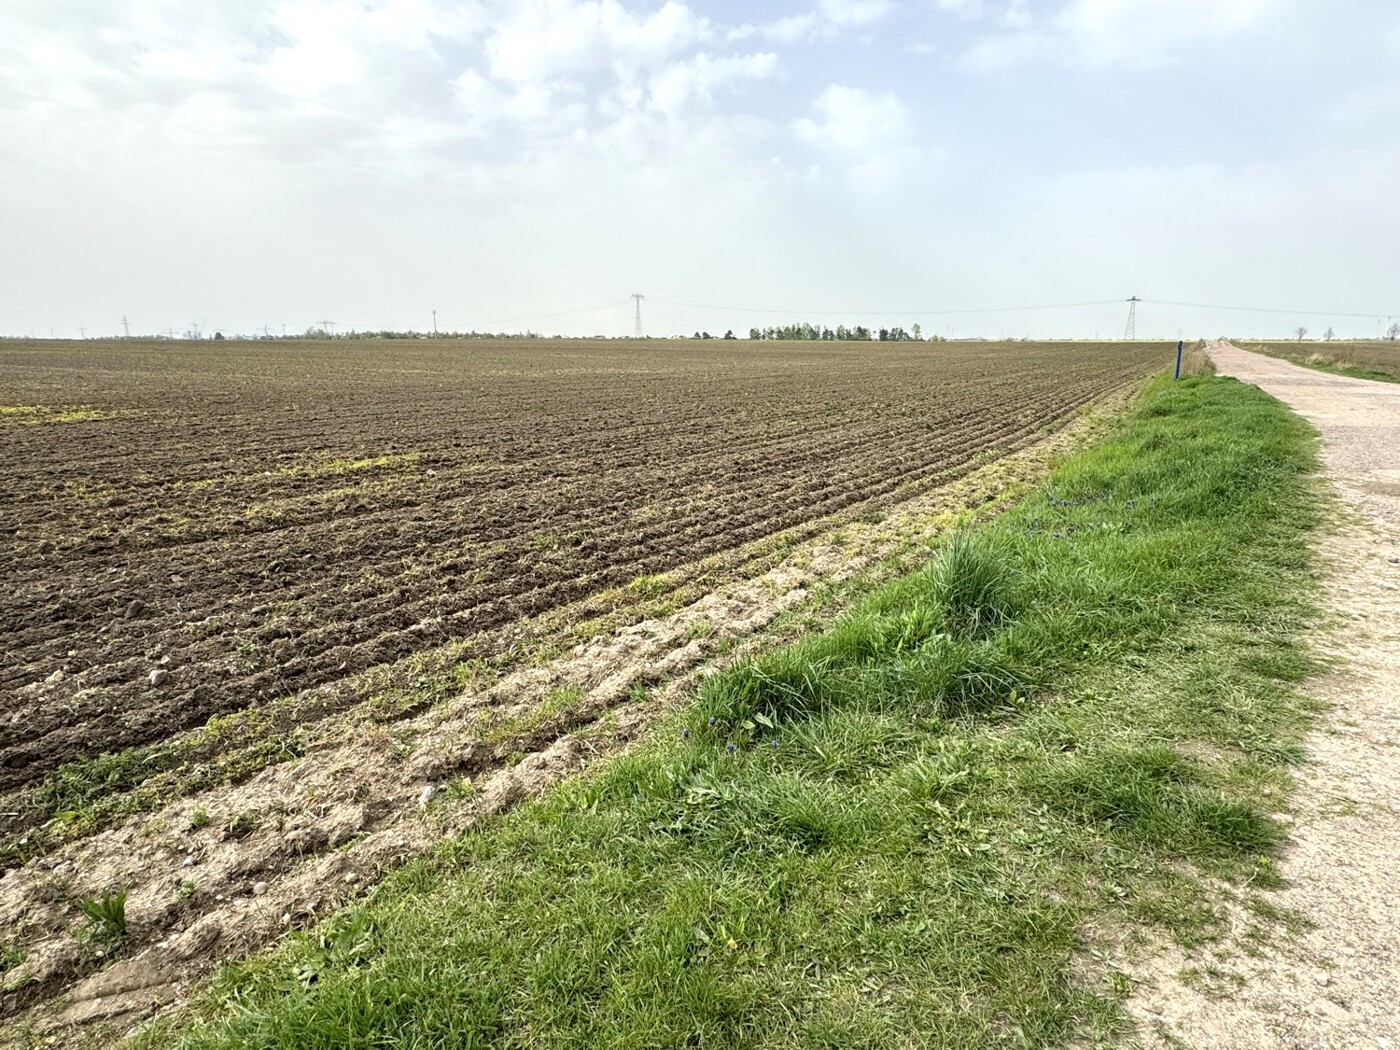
top-left (0, 338), bottom-right (1165, 799)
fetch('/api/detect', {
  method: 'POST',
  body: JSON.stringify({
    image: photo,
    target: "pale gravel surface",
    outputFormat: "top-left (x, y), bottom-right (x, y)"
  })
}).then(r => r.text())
top-left (1127, 342), bottom-right (1400, 1049)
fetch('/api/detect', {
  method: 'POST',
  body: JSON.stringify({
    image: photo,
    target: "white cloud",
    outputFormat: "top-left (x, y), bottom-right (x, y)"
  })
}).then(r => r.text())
top-left (820, 0), bottom-right (894, 27)
top-left (1004, 0), bottom-right (1033, 31)
top-left (729, 0), bottom-right (892, 43)
top-left (955, 0), bottom-right (1282, 69)
top-left (485, 0), bottom-right (710, 83)
top-left (645, 51), bottom-right (780, 119)
top-left (0, 0), bottom-right (494, 175)
top-left (794, 84), bottom-right (918, 188)
top-left (0, 0), bottom-right (792, 185)
top-left (0, 0), bottom-right (897, 197)
top-left (453, 70), bottom-right (581, 132)
top-left (931, 0), bottom-right (1029, 27)
top-left (1059, 0), bottom-right (1277, 65)
top-left (934, 0), bottom-right (985, 18)
top-left (728, 15), bottom-right (816, 44)
top-left (796, 84), bottom-right (908, 151)
top-left (960, 31), bottom-right (1047, 69)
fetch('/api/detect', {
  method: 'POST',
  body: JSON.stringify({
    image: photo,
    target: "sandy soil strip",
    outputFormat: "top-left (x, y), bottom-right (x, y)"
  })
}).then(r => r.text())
top-left (1127, 342), bottom-right (1400, 1048)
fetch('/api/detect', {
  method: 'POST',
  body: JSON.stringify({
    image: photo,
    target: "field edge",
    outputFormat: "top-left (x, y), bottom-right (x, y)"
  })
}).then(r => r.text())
top-left (110, 373), bottom-right (1329, 1049)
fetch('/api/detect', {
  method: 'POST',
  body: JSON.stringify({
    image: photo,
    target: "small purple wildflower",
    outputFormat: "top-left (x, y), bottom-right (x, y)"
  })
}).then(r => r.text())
top-left (682, 728), bottom-right (690, 740)
top-left (708, 716), bottom-right (717, 727)
top-left (726, 742), bottom-right (737, 755)
top-left (769, 739), bottom-right (778, 749)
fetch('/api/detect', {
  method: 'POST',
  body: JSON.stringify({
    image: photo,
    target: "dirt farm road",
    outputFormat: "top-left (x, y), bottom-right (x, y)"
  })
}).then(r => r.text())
top-left (1129, 342), bottom-right (1400, 1047)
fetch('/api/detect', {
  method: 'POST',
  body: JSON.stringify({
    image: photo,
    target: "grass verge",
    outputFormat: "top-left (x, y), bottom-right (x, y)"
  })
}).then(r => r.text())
top-left (137, 375), bottom-right (1325, 1049)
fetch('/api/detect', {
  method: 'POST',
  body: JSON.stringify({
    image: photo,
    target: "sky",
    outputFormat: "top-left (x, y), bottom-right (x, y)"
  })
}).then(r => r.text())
top-left (2, 0), bottom-right (1398, 341)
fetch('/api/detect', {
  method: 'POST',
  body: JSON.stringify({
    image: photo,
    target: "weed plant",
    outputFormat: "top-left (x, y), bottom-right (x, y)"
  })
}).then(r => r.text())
top-left (145, 376), bottom-right (1324, 1049)
top-left (77, 889), bottom-right (128, 951)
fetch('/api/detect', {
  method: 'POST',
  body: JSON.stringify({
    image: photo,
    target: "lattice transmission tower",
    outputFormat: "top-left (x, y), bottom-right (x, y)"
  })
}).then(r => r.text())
top-left (1124, 296), bottom-right (1141, 340)
top-left (632, 293), bottom-right (645, 337)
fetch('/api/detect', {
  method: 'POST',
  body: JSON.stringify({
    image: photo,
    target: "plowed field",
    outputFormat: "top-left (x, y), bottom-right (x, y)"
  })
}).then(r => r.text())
top-left (2, 338), bottom-right (1164, 808)
top-left (0, 338), bottom-right (1169, 1033)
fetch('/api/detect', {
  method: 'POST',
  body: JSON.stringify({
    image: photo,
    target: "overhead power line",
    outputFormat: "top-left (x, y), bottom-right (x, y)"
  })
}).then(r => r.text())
top-left (466, 302), bottom-right (621, 329)
top-left (645, 297), bottom-right (1124, 317)
top-left (647, 295), bottom-right (1394, 324)
top-left (1142, 298), bottom-right (1390, 320)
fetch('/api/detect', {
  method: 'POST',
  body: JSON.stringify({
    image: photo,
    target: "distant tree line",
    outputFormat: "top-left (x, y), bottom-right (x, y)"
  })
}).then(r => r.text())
top-left (746, 322), bottom-right (940, 342)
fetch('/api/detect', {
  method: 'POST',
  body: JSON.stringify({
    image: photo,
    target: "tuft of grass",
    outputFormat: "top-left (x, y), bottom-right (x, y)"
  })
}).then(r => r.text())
top-left (0, 940), bottom-right (24, 974)
top-left (626, 573), bottom-right (670, 598)
top-left (271, 450), bottom-right (423, 479)
top-left (77, 889), bottom-right (129, 942)
top-left (926, 530), bottom-right (1017, 637)
top-left (138, 375), bottom-right (1327, 1050)
top-left (0, 404), bottom-right (128, 425)
top-left (479, 684), bottom-right (587, 746)
top-left (1033, 744), bottom-right (1284, 859)
top-left (225, 810), bottom-right (262, 840)
top-left (1177, 341), bottom-right (1216, 377)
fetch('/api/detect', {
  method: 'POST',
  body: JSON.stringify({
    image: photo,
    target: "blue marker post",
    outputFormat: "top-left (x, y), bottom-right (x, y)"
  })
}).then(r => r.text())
top-left (1174, 339), bottom-right (1183, 381)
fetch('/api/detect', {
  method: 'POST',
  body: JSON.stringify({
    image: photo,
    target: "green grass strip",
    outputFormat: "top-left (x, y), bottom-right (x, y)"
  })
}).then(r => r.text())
top-left (149, 375), bottom-right (1325, 1049)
